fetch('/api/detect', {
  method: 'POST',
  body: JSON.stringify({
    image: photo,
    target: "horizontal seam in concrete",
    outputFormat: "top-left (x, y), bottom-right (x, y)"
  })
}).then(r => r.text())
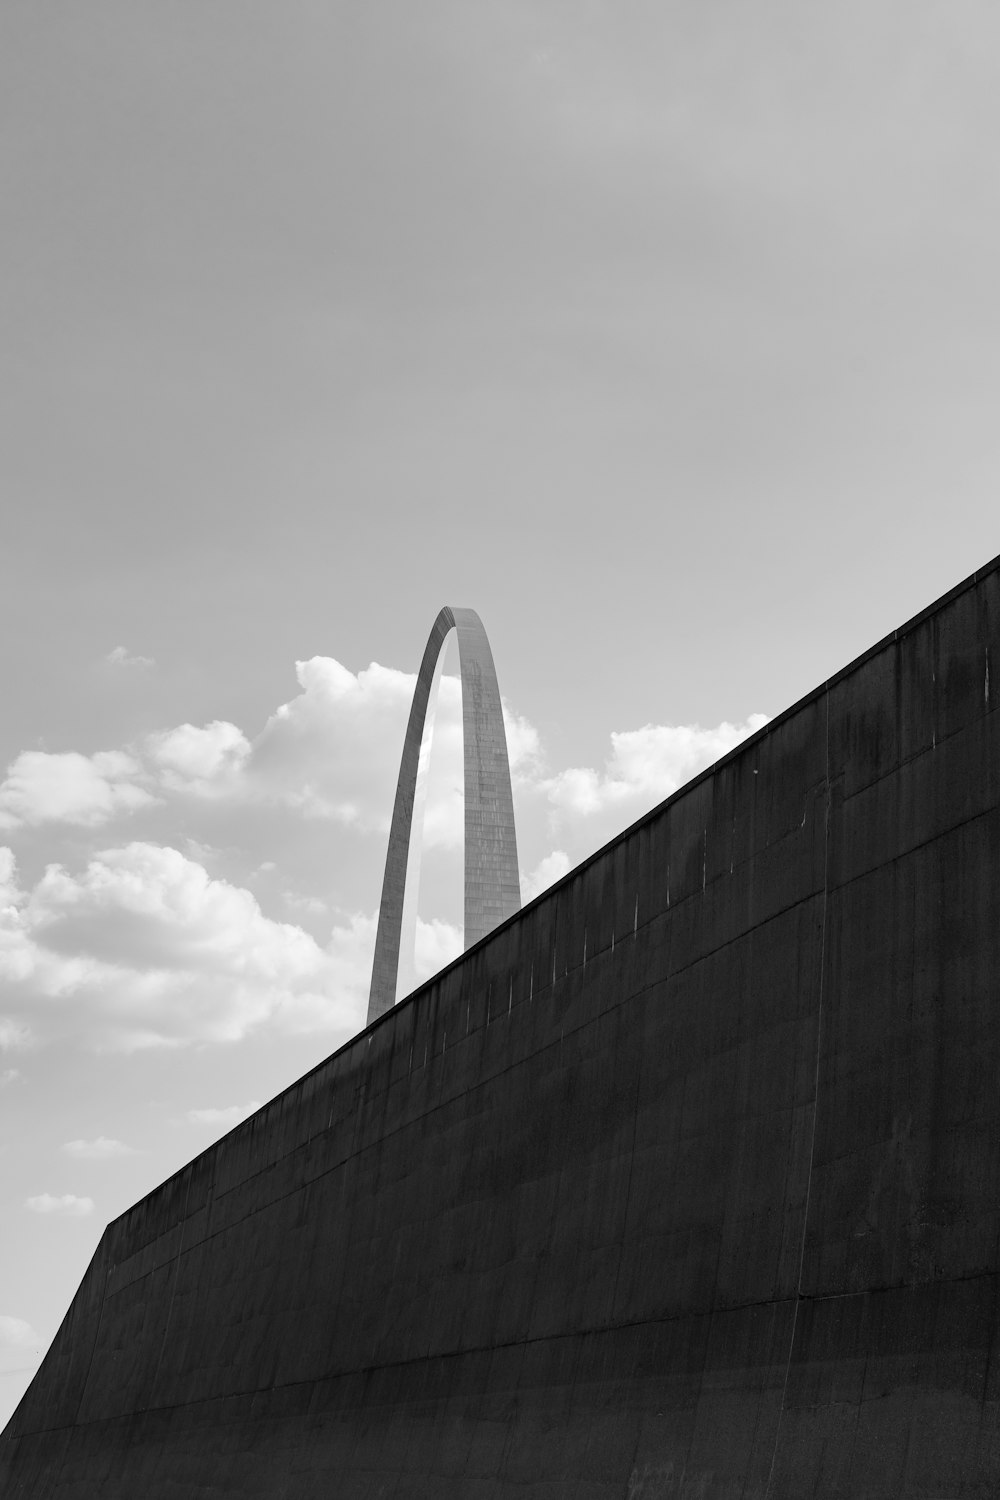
top-left (0, 1296), bottom-right (814, 1434)
top-left (115, 907), bottom-right (834, 1278)
top-left (826, 799), bottom-right (998, 895)
top-left (22, 1267), bottom-right (1000, 1440)
top-left (836, 707), bottom-right (996, 801)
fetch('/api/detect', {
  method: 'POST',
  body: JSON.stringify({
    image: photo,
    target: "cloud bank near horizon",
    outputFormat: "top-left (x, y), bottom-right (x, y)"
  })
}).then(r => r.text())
top-left (0, 657), bottom-right (767, 1054)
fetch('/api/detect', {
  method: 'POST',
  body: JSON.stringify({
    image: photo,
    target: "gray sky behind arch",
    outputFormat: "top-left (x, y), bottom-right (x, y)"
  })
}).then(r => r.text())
top-left (2, 0), bottom-right (999, 1425)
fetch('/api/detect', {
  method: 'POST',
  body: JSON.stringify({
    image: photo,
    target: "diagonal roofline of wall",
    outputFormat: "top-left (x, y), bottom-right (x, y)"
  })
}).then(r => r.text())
top-left (102, 547), bottom-right (1000, 1231)
top-left (387, 547), bottom-right (1000, 1005)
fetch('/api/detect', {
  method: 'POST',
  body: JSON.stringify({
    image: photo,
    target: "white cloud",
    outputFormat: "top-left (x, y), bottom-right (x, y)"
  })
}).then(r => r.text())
top-left (0, 843), bottom-right (368, 1051)
top-left (503, 702), bottom-right (542, 778)
top-left (0, 657), bottom-right (543, 848)
top-left (138, 659), bottom-right (528, 848)
top-left (0, 846), bottom-right (20, 904)
top-left (26, 1194), bottom-right (94, 1217)
top-left (0, 751), bottom-right (156, 830)
top-left (0, 663), bottom-right (771, 1062)
top-left (0, 653), bottom-right (416, 832)
top-left (0, 1316), bottom-right (41, 1351)
top-left (145, 721), bottom-right (251, 795)
top-left (413, 917), bottom-right (463, 982)
top-left (0, 666), bottom-right (768, 865)
top-left (0, 1067), bottom-right (21, 1087)
top-left (120, 657), bottom-right (430, 835)
top-left (544, 715), bottom-right (770, 821)
top-left (247, 656), bottom-right (416, 825)
top-left (105, 646), bottom-right (155, 670)
top-left (184, 1102), bottom-right (261, 1128)
top-left (61, 1137), bottom-right (138, 1160)
top-left (521, 850), bottom-right (571, 902)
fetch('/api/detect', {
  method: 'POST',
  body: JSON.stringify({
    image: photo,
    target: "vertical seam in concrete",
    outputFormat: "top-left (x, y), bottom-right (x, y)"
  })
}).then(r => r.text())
top-left (146, 1177), bottom-right (196, 1413)
top-left (68, 1234), bottom-right (113, 1436)
top-left (761, 685), bottom-right (832, 1499)
top-left (610, 1038), bottom-right (641, 1335)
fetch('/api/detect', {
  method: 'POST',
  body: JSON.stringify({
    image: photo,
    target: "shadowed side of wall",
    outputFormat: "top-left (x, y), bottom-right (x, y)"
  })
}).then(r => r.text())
top-left (3, 560), bottom-right (1000, 1496)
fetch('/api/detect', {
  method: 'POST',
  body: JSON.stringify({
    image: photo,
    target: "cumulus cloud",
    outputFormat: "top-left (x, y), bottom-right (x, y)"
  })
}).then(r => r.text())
top-left (544, 715), bottom-right (770, 822)
top-left (184, 1102), bottom-right (261, 1128)
top-left (0, 650), bottom-right (772, 1062)
top-left (26, 1194), bottom-right (94, 1217)
top-left (0, 645), bottom-right (768, 887)
top-left (521, 850), bottom-right (571, 903)
top-left (0, 1316), bottom-right (41, 1350)
top-left (145, 721), bottom-right (251, 795)
top-left (61, 1137), bottom-right (138, 1160)
top-left (0, 844), bottom-right (369, 1051)
top-left (370, 695), bottom-right (767, 861)
top-left (413, 917), bottom-right (463, 982)
top-left (0, 846), bottom-right (19, 902)
top-left (0, 654), bottom-right (415, 831)
top-left (215, 659), bottom-right (531, 852)
top-left (0, 655), bottom-right (538, 856)
top-left (0, 658), bottom-right (412, 834)
top-left (247, 656), bottom-right (416, 825)
top-left (0, 751), bottom-right (156, 830)
top-left (0, 656), bottom-right (545, 844)
top-left (105, 646), bottom-right (155, 669)
top-left (503, 703), bottom-right (542, 780)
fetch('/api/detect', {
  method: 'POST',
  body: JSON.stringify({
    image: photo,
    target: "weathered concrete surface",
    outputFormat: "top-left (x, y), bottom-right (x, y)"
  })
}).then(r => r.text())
top-left (4, 558), bottom-right (1000, 1496)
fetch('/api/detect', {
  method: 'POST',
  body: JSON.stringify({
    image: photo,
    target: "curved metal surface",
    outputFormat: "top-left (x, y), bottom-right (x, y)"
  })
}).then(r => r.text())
top-left (367, 606), bottom-right (521, 1023)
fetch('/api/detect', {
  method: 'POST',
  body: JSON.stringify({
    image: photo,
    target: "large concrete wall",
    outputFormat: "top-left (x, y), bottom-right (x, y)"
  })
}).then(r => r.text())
top-left (4, 559), bottom-right (1000, 1497)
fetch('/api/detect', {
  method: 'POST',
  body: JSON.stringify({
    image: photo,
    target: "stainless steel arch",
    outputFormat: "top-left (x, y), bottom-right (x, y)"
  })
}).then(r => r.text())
top-left (367, 606), bottom-right (521, 1023)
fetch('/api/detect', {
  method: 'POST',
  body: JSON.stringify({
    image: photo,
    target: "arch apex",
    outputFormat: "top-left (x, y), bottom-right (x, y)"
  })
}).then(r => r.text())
top-left (367, 606), bottom-right (521, 1024)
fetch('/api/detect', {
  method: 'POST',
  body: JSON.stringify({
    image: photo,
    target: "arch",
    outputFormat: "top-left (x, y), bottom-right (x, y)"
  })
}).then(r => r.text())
top-left (367, 606), bottom-right (521, 1023)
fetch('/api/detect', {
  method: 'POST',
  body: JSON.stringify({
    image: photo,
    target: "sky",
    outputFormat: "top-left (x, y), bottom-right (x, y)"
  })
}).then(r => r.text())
top-left (2, 0), bottom-right (999, 1428)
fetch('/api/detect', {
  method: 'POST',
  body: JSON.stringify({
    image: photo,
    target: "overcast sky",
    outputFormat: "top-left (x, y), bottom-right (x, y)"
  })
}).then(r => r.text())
top-left (2, 0), bottom-right (1000, 1427)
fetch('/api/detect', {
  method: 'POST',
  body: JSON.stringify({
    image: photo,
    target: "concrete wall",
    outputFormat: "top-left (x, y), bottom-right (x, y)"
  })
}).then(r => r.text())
top-left (4, 558), bottom-right (1000, 1497)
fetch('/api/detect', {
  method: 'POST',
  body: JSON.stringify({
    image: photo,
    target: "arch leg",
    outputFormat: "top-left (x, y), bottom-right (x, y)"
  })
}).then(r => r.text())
top-left (367, 607), bottom-right (520, 1024)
